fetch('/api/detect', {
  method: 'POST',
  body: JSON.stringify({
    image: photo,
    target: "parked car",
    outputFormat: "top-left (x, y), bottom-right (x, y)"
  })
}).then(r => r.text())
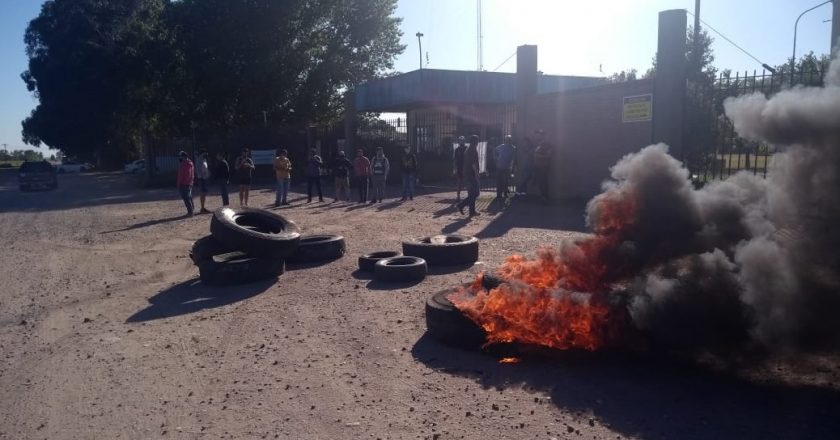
top-left (124, 159), bottom-right (145, 174)
top-left (19, 161), bottom-right (58, 191)
top-left (57, 161), bottom-right (92, 173)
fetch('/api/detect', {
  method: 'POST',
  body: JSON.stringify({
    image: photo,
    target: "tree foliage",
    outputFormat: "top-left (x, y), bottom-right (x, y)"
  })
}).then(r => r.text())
top-left (21, 0), bottom-right (404, 165)
top-left (0, 149), bottom-right (44, 162)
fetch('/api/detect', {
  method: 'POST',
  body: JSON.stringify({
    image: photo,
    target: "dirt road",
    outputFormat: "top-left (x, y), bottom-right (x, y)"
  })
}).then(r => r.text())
top-left (1, 171), bottom-right (838, 440)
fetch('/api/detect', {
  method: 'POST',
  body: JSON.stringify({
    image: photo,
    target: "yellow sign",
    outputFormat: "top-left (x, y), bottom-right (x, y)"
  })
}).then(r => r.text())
top-left (622, 94), bottom-right (653, 123)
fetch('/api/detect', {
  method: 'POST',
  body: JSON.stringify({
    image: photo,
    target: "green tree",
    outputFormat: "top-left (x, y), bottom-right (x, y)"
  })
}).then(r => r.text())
top-left (21, 0), bottom-right (180, 166)
top-left (170, 0), bottom-right (405, 132)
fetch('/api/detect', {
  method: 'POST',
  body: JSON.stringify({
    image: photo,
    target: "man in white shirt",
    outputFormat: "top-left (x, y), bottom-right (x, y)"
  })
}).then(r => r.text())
top-left (195, 150), bottom-right (211, 214)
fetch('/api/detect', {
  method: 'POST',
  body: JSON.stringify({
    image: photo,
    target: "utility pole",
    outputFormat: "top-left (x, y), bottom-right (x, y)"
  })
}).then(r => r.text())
top-left (476, 0), bottom-right (484, 70)
top-left (415, 32), bottom-right (424, 69)
top-left (833, 0), bottom-right (840, 54)
top-left (262, 110), bottom-right (268, 128)
top-left (693, 0), bottom-right (701, 78)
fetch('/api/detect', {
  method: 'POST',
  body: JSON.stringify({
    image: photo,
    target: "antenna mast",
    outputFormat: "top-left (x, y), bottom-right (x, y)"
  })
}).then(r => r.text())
top-left (477, 0), bottom-right (484, 70)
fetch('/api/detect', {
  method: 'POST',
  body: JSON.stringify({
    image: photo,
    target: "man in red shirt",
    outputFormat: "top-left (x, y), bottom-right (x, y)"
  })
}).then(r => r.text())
top-left (353, 149), bottom-right (371, 203)
top-left (176, 151), bottom-right (195, 216)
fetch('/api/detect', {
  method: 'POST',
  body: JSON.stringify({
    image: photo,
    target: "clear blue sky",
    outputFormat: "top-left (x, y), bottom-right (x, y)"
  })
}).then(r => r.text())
top-left (1, 0), bottom-right (834, 153)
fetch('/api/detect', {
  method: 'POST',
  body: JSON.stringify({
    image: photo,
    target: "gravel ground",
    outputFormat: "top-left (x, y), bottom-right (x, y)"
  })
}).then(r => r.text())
top-left (0, 171), bottom-right (838, 440)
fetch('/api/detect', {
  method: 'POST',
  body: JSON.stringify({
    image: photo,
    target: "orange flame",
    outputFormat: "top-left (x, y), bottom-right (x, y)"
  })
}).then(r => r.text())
top-left (498, 357), bottom-right (521, 364)
top-left (449, 193), bottom-right (637, 351)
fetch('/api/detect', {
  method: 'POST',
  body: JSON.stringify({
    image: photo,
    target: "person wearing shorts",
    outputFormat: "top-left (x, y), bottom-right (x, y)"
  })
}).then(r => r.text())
top-left (235, 148), bottom-right (255, 206)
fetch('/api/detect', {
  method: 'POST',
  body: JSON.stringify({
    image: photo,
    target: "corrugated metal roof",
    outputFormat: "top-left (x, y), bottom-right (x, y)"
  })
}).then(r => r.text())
top-left (354, 69), bottom-right (604, 112)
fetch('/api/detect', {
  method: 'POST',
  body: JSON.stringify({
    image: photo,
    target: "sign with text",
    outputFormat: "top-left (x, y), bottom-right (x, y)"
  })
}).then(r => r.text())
top-left (622, 94), bottom-right (653, 123)
top-left (250, 149), bottom-right (276, 166)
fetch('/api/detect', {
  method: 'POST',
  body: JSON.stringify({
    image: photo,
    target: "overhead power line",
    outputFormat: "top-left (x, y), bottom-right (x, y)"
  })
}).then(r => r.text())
top-left (686, 10), bottom-right (776, 72)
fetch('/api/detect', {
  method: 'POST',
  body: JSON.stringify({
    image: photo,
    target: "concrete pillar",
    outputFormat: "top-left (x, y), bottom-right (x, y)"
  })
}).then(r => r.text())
top-left (832, 1), bottom-right (840, 55)
top-left (344, 90), bottom-right (356, 153)
top-left (515, 44), bottom-right (538, 142)
top-left (652, 9), bottom-right (687, 161)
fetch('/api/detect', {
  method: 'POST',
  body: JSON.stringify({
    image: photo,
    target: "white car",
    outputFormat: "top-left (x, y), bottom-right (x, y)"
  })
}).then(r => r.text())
top-left (57, 161), bottom-right (92, 173)
top-left (124, 159), bottom-right (145, 174)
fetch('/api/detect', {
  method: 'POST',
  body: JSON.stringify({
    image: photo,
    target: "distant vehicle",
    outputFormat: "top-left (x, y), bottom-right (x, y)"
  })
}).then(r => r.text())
top-left (124, 159), bottom-right (145, 174)
top-left (19, 161), bottom-right (58, 191)
top-left (57, 161), bottom-right (92, 173)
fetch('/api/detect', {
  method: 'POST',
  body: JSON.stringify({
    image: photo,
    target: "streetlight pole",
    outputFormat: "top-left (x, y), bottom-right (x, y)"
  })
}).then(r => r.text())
top-left (792, 0), bottom-right (832, 85)
top-left (415, 32), bottom-right (424, 69)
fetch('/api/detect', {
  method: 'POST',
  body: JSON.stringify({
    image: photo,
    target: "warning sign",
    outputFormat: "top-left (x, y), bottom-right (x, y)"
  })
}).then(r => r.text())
top-left (622, 94), bottom-right (653, 123)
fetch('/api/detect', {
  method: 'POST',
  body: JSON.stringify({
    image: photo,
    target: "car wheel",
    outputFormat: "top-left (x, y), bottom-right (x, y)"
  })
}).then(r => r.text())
top-left (402, 234), bottom-right (479, 266)
top-left (198, 252), bottom-right (285, 286)
top-left (358, 251), bottom-right (401, 272)
top-left (287, 235), bottom-right (346, 264)
top-left (373, 256), bottom-right (427, 282)
top-left (210, 207), bottom-right (301, 258)
top-left (425, 288), bottom-right (486, 349)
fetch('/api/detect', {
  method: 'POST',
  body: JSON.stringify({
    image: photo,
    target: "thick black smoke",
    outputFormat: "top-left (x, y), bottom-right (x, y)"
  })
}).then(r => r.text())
top-left (590, 55), bottom-right (840, 351)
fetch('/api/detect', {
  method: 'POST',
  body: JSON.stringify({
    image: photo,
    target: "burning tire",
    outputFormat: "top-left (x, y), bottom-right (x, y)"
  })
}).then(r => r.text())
top-left (189, 235), bottom-right (236, 265)
top-left (425, 288), bottom-right (486, 349)
top-left (358, 251), bottom-right (401, 272)
top-left (288, 234), bottom-right (346, 263)
top-left (198, 251), bottom-right (285, 286)
top-left (210, 207), bottom-right (301, 258)
top-left (402, 234), bottom-right (479, 266)
top-left (373, 256), bottom-right (427, 282)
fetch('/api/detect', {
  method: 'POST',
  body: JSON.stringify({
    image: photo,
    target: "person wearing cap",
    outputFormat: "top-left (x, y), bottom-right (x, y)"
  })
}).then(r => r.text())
top-left (273, 148), bottom-right (292, 206)
top-left (305, 148), bottom-right (324, 203)
top-left (176, 151), bottom-right (195, 216)
top-left (235, 148), bottom-right (255, 206)
top-left (457, 135), bottom-right (481, 217)
top-left (494, 135), bottom-right (517, 199)
top-left (370, 147), bottom-right (390, 203)
top-left (353, 149), bottom-right (371, 203)
top-left (331, 150), bottom-right (353, 202)
top-left (453, 136), bottom-right (467, 202)
top-left (195, 149), bottom-right (211, 213)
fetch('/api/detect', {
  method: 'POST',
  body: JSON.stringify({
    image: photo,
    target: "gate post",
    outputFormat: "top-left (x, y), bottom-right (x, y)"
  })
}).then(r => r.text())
top-left (833, 1), bottom-right (840, 55)
top-left (344, 90), bottom-right (356, 153)
top-left (652, 9), bottom-right (687, 161)
top-left (515, 45), bottom-right (538, 143)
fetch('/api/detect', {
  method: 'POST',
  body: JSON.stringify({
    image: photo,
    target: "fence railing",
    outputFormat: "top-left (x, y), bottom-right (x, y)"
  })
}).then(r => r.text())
top-left (686, 64), bottom-right (826, 182)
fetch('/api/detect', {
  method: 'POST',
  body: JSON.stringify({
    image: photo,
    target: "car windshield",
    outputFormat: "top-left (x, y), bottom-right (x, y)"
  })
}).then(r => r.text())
top-left (20, 162), bottom-right (53, 172)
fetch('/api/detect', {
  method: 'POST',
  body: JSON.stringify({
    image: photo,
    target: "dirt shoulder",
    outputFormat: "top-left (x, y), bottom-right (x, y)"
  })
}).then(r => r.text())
top-left (0, 173), bottom-right (837, 440)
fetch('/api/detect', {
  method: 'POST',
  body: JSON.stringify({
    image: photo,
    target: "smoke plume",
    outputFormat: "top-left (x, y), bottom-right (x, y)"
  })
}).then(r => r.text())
top-left (620, 55), bottom-right (840, 350)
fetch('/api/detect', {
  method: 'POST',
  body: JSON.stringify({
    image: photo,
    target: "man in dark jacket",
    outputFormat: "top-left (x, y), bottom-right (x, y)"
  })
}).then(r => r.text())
top-left (215, 152), bottom-right (230, 206)
top-left (457, 135), bottom-right (481, 217)
top-left (332, 150), bottom-right (354, 202)
top-left (400, 147), bottom-right (418, 201)
top-left (305, 149), bottom-right (324, 203)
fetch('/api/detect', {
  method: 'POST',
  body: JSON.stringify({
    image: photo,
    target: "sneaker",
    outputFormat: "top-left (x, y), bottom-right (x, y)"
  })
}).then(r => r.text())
top-left (319, 198), bottom-right (325, 202)
top-left (282, 202), bottom-right (290, 206)
top-left (200, 208), bottom-right (211, 214)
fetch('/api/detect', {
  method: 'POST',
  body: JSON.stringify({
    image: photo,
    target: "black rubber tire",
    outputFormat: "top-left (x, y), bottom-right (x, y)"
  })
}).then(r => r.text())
top-left (358, 251), bottom-right (402, 272)
top-left (425, 288), bottom-right (487, 349)
top-left (288, 234), bottom-right (346, 263)
top-left (198, 252), bottom-right (285, 286)
top-left (210, 207), bottom-right (301, 258)
top-left (402, 234), bottom-right (479, 266)
top-left (373, 256), bottom-right (427, 282)
top-left (190, 235), bottom-right (237, 265)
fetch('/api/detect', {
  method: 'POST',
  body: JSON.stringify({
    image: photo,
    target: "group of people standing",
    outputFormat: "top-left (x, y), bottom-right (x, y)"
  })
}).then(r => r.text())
top-left (174, 132), bottom-right (552, 217)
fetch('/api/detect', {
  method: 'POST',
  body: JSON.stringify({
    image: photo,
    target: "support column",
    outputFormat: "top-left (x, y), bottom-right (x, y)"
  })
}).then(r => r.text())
top-left (344, 90), bottom-right (356, 154)
top-left (515, 44), bottom-right (538, 142)
top-left (652, 9), bottom-right (687, 161)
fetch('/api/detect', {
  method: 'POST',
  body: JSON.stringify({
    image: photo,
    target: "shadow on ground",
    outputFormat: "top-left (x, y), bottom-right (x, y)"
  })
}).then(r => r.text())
top-left (475, 196), bottom-right (590, 238)
top-left (411, 333), bottom-right (840, 440)
top-left (126, 278), bottom-right (274, 322)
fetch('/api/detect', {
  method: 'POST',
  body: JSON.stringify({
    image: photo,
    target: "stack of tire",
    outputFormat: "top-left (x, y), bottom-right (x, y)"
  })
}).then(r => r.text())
top-left (357, 234), bottom-right (480, 283)
top-left (189, 207), bottom-right (346, 286)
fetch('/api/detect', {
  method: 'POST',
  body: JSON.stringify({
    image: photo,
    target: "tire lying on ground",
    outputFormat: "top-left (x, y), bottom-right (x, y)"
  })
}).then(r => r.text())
top-left (210, 207), bottom-right (301, 258)
top-left (198, 251), bottom-right (286, 286)
top-left (190, 235), bottom-right (237, 265)
top-left (373, 256), bottom-right (427, 282)
top-left (358, 251), bottom-right (402, 272)
top-left (402, 234), bottom-right (479, 266)
top-left (288, 235), bottom-right (346, 263)
top-left (425, 288), bottom-right (487, 349)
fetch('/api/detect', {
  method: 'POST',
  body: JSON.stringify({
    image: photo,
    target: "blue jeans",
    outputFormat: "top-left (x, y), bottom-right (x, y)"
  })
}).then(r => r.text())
top-left (276, 178), bottom-right (290, 204)
top-left (179, 185), bottom-right (194, 214)
top-left (219, 182), bottom-right (229, 206)
top-left (401, 173), bottom-right (415, 199)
